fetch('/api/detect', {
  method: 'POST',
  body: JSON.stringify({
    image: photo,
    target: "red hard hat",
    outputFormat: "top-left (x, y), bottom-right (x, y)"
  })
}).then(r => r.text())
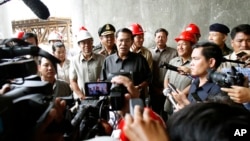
top-left (16, 31), bottom-right (25, 39)
top-left (185, 23), bottom-right (201, 36)
top-left (118, 107), bottom-right (166, 141)
top-left (175, 31), bottom-right (196, 44)
top-left (128, 23), bottom-right (144, 35)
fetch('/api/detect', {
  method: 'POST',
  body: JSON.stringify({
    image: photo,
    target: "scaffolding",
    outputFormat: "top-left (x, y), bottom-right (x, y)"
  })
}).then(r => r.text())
top-left (12, 17), bottom-right (72, 48)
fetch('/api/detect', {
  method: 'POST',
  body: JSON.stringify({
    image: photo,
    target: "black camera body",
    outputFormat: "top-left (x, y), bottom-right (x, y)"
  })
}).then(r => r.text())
top-left (109, 83), bottom-right (128, 110)
top-left (0, 38), bottom-right (133, 141)
top-left (84, 71), bottom-right (132, 111)
top-left (0, 71), bottom-right (54, 141)
top-left (108, 72), bottom-right (132, 110)
top-left (84, 81), bottom-right (128, 111)
top-left (207, 66), bottom-right (245, 87)
top-left (68, 96), bottom-right (111, 140)
top-left (69, 72), bottom-right (131, 140)
top-left (84, 82), bottom-right (111, 98)
top-left (0, 38), bottom-right (60, 141)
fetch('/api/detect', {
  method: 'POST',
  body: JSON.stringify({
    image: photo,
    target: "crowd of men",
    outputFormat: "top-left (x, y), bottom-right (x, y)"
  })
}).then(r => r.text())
top-left (1, 23), bottom-right (250, 141)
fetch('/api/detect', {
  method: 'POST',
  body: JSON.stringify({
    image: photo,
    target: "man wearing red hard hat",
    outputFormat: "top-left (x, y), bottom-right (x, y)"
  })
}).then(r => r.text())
top-left (128, 23), bottom-right (153, 71)
top-left (15, 31), bottom-right (25, 39)
top-left (128, 23), bottom-right (153, 104)
top-left (184, 23), bottom-right (201, 42)
top-left (163, 31), bottom-right (196, 115)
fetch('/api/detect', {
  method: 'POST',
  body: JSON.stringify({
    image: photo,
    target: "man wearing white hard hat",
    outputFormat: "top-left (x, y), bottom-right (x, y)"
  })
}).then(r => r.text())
top-left (69, 30), bottom-right (105, 100)
top-left (48, 31), bottom-right (63, 45)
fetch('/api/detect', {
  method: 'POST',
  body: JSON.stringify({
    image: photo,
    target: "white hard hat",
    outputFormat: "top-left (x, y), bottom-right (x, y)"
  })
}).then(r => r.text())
top-left (76, 30), bottom-right (93, 43)
top-left (48, 31), bottom-right (62, 41)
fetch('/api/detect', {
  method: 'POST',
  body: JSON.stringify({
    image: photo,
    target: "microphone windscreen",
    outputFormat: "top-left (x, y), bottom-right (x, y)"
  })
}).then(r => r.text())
top-left (22, 0), bottom-right (50, 20)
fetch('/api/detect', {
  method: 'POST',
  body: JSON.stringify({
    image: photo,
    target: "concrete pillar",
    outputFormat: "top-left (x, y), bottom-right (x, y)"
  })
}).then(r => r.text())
top-left (70, 0), bottom-right (85, 49)
top-left (0, 1), bottom-right (13, 39)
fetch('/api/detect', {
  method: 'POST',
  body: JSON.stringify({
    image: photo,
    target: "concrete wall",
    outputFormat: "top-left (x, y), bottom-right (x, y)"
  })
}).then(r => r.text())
top-left (74, 0), bottom-right (250, 48)
top-left (1, 0), bottom-right (249, 48)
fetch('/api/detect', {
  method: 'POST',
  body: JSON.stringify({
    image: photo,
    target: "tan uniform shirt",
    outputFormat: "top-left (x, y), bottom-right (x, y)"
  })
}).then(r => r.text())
top-left (164, 57), bottom-right (192, 91)
top-left (69, 53), bottom-right (105, 94)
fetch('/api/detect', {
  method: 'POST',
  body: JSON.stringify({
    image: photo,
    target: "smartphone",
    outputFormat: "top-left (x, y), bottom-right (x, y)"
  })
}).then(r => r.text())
top-left (129, 98), bottom-right (144, 116)
top-left (236, 51), bottom-right (247, 58)
top-left (168, 83), bottom-right (178, 94)
top-left (84, 82), bottom-right (112, 97)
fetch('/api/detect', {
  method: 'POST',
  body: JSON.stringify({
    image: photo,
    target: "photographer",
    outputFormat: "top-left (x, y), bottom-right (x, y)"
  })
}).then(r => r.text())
top-left (38, 57), bottom-right (72, 97)
top-left (0, 83), bottom-right (66, 141)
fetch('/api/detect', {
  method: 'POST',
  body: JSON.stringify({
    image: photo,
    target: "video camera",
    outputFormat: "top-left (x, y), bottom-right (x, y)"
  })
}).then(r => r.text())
top-left (0, 38), bottom-right (134, 140)
top-left (207, 66), bottom-right (245, 87)
top-left (62, 72), bottom-right (131, 140)
top-left (0, 38), bottom-right (60, 141)
top-left (84, 81), bottom-right (127, 110)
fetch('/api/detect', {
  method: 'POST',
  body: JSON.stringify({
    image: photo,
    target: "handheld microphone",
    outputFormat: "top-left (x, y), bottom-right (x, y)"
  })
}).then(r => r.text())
top-left (222, 57), bottom-right (245, 64)
top-left (159, 63), bottom-right (193, 79)
top-left (22, 0), bottom-right (50, 20)
top-left (163, 88), bottom-right (178, 109)
top-left (159, 62), bottom-right (178, 72)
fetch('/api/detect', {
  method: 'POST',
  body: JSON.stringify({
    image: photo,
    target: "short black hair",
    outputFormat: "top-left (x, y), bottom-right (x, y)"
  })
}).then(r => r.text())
top-left (52, 41), bottom-right (65, 52)
top-left (22, 32), bottom-right (38, 45)
top-left (230, 24), bottom-right (250, 39)
top-left (154, 28), bottom-right (169, 37)
top-left (115, 28), bottom-right (133, 40)
top-left (167, 102), bottom-right (250, 141)
top-left (193, 42), bottom-right (223, 69)
top-left (38, 57), bottom-right (58, 74)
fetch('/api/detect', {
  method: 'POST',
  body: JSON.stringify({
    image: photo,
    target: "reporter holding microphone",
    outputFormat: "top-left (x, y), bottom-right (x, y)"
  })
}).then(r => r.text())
top-left (167, 42), bottom-right (225, 111)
